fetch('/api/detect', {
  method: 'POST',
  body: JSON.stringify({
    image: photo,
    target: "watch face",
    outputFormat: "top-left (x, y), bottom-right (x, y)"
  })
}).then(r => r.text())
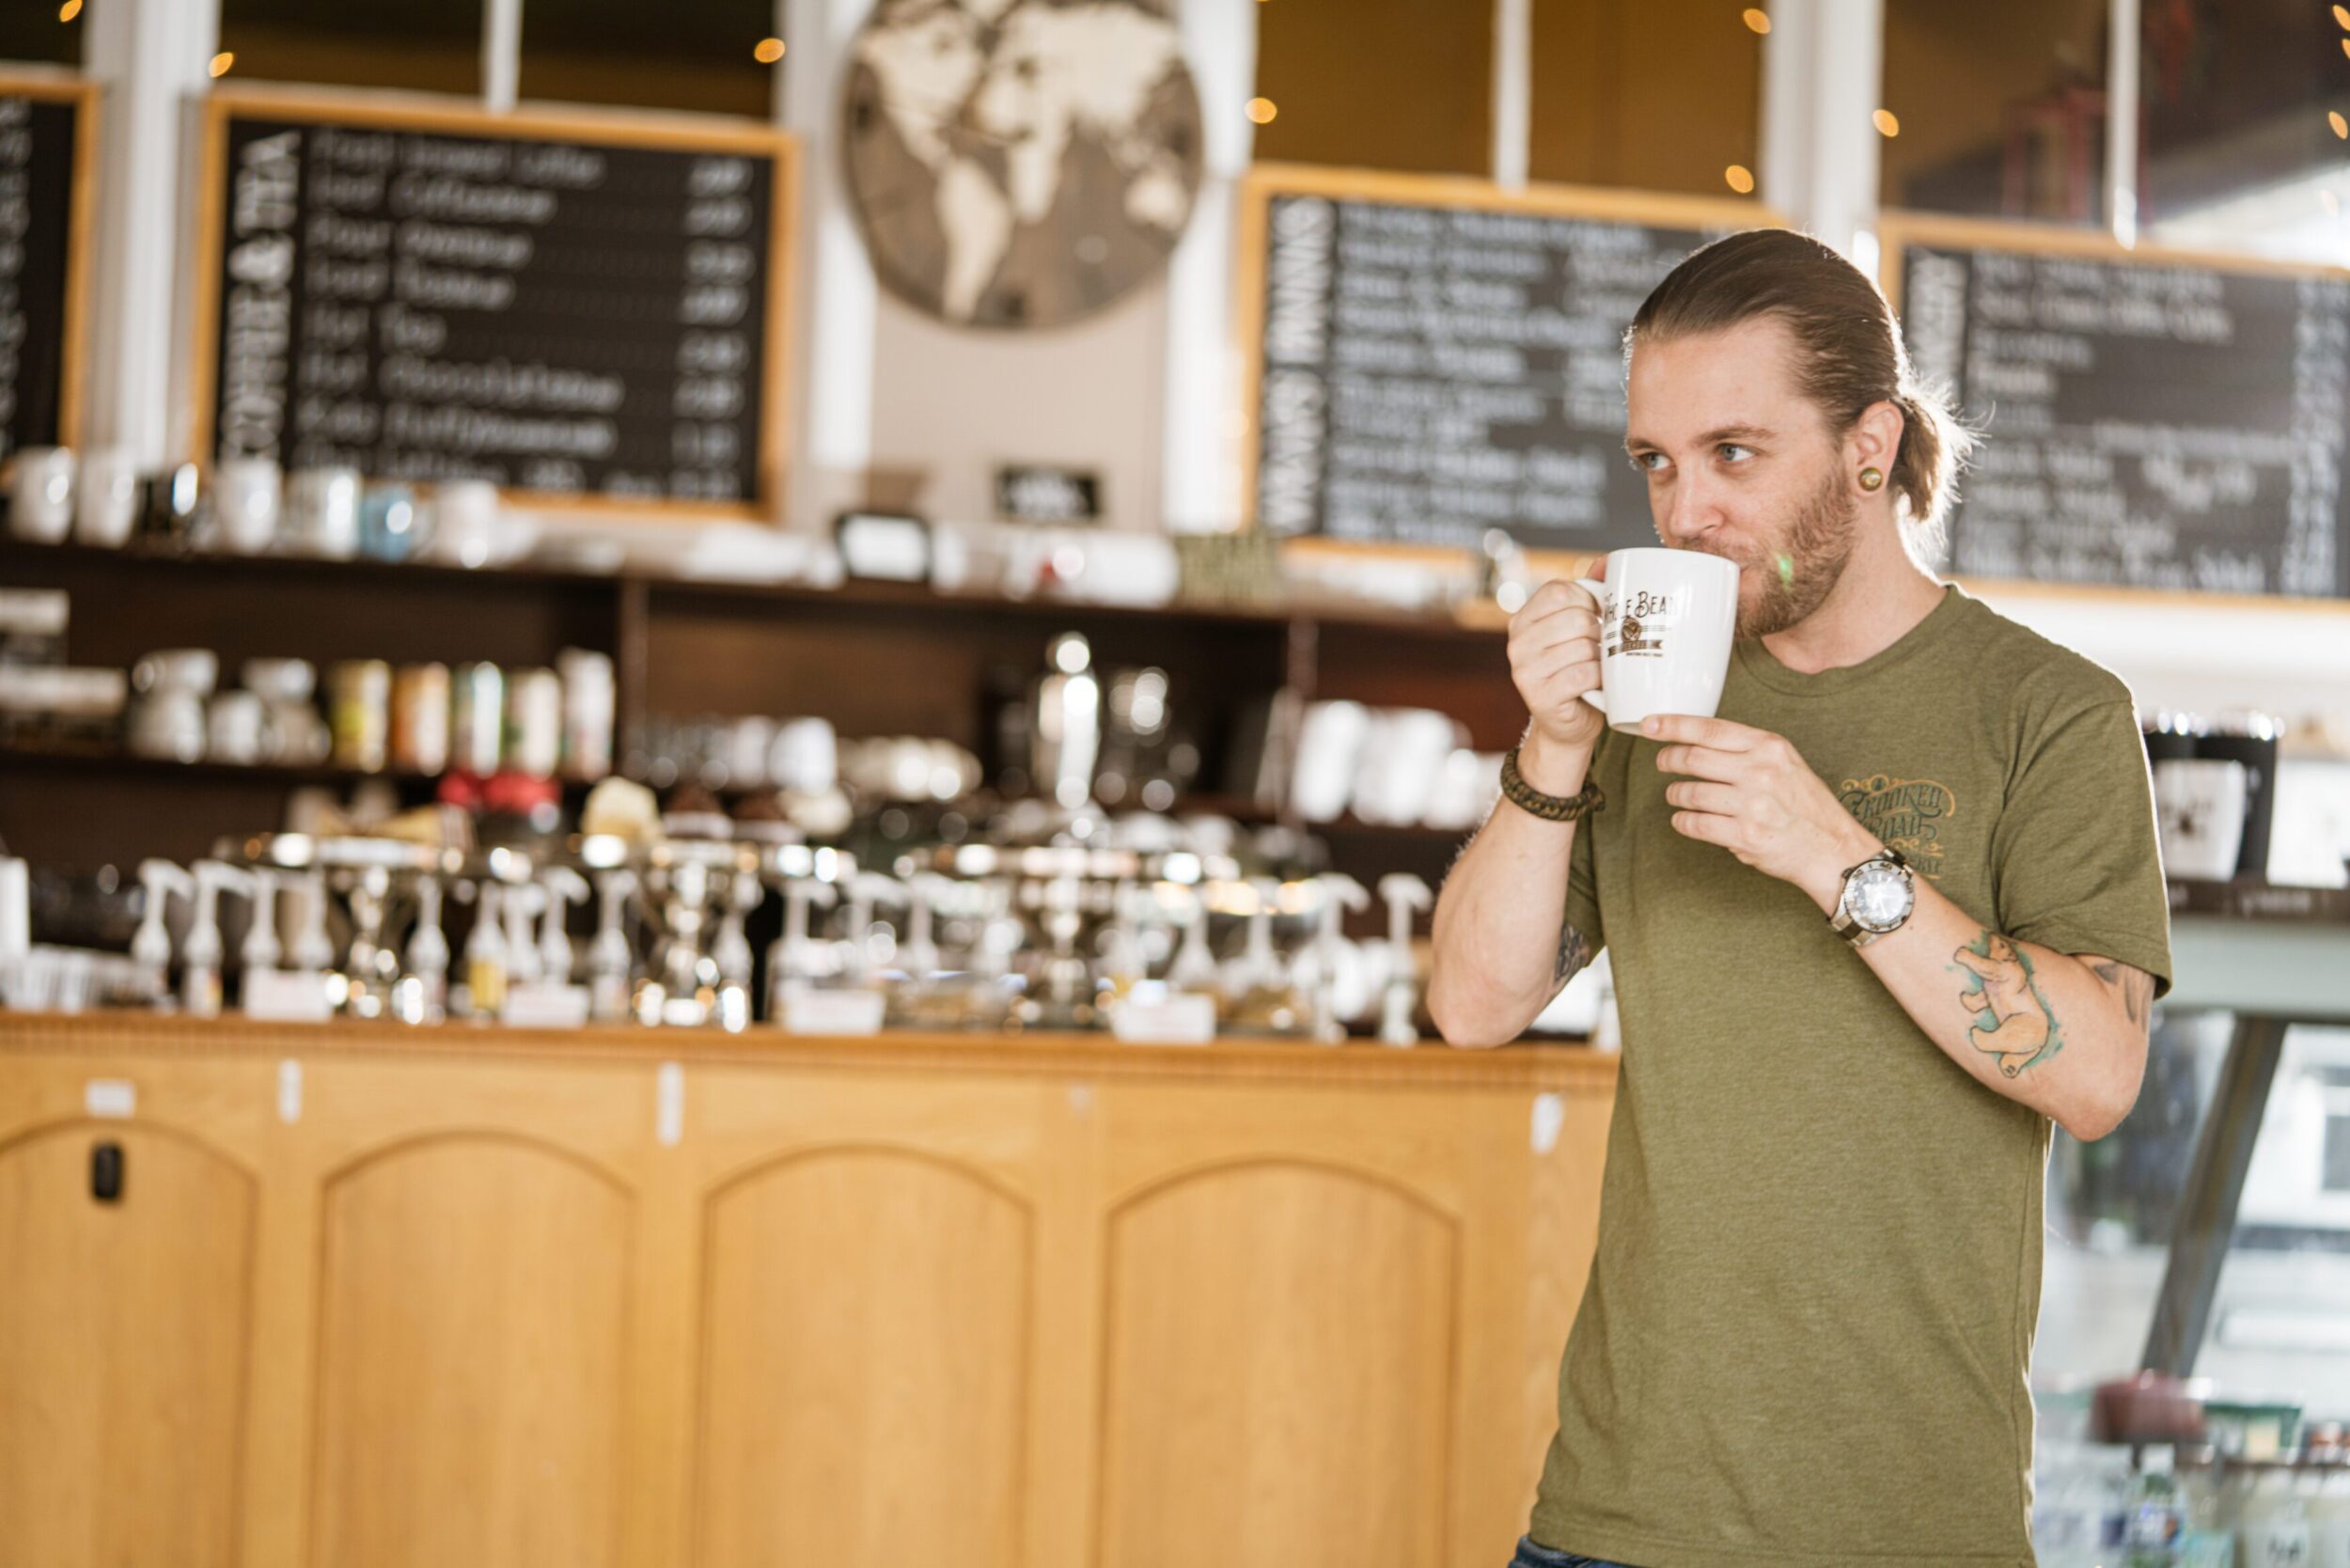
top-left (1848, 863), bottom-right (1914, 931)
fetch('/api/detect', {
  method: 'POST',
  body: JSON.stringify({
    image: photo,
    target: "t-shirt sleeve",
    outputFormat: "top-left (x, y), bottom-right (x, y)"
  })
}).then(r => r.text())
top-left (1991, 697), bottom-right (2173, 997)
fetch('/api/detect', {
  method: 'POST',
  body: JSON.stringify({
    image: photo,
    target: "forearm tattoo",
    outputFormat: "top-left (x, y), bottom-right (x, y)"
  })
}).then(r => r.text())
top-left (2087, 959), bottom-right (2154, 1028)
top-left (1950, 931), bottom-right (2063, 1077)
top-left (1555, 920), bottom-right (1591, 987)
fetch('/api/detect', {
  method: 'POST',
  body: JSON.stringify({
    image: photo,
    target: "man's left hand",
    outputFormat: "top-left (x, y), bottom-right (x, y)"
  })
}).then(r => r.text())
top-left (1644, 713), bottom-right (1881, 913)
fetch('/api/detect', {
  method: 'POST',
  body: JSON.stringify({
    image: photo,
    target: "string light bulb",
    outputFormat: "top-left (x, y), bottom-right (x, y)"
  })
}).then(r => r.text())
top-left (754, 37), bottom-right (785, 63)
top-left (208, 51), bottom-right (234, 77)
top-left (1246, 97), bottom-right (1277, 124)
top-left (2333, 110), bottom-right (2349, 140)
top-left (1742, 8), bottom-right (1770, 33)
top-left (1872, 108), bottom-right (1901, 137)
top-left (2335, 4), bottom-right (2349, 27)
top-left (56, 0), bottom-right (80, 21)
top-left (1724, 165), bottom-right (1755, 194)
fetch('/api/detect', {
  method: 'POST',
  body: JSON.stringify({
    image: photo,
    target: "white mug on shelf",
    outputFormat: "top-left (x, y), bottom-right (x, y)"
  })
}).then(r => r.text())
top-left (286, 465), bottom-right (362, 558)
top-left (1567, 547), bottom-right (1739, 734)
top-left (212, 457), bottom-right (283, 555)
top-left (74, 447), bottom-right (141, 547)
top-left (8, 446), bottom-right (75, 542)
top-left (2154, 758), bottom-right (2249, 882)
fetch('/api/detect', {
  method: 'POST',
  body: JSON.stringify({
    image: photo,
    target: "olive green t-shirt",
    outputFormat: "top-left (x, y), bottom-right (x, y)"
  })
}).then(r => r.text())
top-left (1530, 585), bottom-right (2172, 1568)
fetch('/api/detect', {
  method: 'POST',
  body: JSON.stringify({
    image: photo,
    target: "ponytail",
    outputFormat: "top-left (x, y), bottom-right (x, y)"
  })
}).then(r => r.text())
top-left (1890, 384), bottom-right (1974, 555)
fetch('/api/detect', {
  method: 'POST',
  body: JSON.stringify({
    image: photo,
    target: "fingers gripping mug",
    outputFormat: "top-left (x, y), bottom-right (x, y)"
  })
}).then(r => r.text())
top-left (1571, 547), bottom-right (1740, 733)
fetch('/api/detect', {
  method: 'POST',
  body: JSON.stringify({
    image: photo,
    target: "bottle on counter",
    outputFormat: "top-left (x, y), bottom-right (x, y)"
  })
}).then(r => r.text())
top-left (391, 663), bottom-right (451, 776)
top-left (328, 660), bottom-right (391, 773)
top-left (450, 662), bottom-right (504, 776)
top-left (2307, 1425), bottom-right (2350, 1568)
top-left (2243, 1464), bottom-right (2312, 1568)
top-left (2178, 1448), bottom-right (2238, 1568)
top-left (462, 884), bottom-right (509, 1021)
top-left (2127, 1447), bottom-right (2185, 1566)
top-left (507, 666), bottom-right (562, 778)
top-left (557, 648), bottom-right (614, 780)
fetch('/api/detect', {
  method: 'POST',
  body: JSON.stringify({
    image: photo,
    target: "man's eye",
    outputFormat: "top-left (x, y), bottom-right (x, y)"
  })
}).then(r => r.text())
top-left (1718, 444), bottom-right (1755, 463)
top-left (1632, 451), bottom-right (1668, 473)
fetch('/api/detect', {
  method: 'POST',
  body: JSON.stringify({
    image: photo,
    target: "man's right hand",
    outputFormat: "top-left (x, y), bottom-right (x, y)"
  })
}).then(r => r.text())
top-left (1507, 579), bottom-right (1606, 774)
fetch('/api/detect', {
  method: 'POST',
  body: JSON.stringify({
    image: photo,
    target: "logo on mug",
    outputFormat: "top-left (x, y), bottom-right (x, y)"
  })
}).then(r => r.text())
top-left (1613, 587), bottom-right (1686, 657)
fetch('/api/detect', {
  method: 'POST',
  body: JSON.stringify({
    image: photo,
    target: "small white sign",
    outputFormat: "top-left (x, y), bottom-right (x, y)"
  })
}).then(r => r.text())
top-left (502, 982), bottom-right (590, 1029)
top-left (1108, 992), bottom-right (1216, 1045)
top-left (84, 1079), bottom-right (135, 1119)
top-left (1529, 1092), bottom-right (1566, 1155)
top-left (243, 969), bottom-right (335, 1022)
top-left (277, 1059), bottom-right (304, 1124)
top-left (655, 1062), bottom-right (684, 1148)
top-left (776, 984), bottom-right (885, 1036)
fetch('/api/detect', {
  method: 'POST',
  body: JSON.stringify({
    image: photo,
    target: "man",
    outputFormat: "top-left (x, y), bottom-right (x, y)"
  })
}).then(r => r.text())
top-left (1428, 229), bottom-right (2171, 1568)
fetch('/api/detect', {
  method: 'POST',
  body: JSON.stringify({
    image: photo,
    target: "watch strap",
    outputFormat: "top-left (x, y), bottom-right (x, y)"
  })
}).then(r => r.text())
top-left (1499, 746), bottom-right (1605, 823)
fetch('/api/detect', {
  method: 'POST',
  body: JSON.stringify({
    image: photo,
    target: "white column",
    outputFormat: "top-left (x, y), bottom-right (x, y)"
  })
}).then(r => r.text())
top-left (1158, 0), bottom-right (1257, 532)
top-left (1758, 0), bottom-right (1814, 224)
top-left (83, 0), bottom-right (219, 465)
top-left (483, 0), bottom-right (523, 112)
top-left (1490, 0), bottom-right (1531, 189)
top-left (2106, 0), bottom-right (2139, 245)
top-left (1757, 0), bottom-right (1883, 260)
top-left (783, 0), bottom-right (878, 528)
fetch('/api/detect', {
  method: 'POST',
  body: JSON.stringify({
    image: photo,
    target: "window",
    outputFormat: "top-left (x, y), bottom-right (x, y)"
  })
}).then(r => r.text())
top-left (1252, 0), bottom-right (1491, 177)
top-left (218, 0), bottom-right (483, 95)
top-left (1880, 0), bottom-right (2110, 224)
top-left (0, 0), bottom-right (82, 68)
top-left (1528, 0), bottom-right (1763, 198)
top-left (2040, 1015), bottom-right (2350, 1421)
top-left (518, 0), bottom-right (775, 119)
top-left (2140, 0), bottom-right (2350, 265)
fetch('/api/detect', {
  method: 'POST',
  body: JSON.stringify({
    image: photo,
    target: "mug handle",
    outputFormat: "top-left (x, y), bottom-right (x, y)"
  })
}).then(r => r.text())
top-left (1570, 577), bottom-right (1608, 722)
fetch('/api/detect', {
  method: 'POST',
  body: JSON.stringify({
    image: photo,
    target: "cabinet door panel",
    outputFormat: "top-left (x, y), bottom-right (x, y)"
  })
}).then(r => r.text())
top-left (694, 1148), bottom-right (1029, 1568)
top-left (1098, 1160), bottom-right (1458, 1568)
top-left (0, 1121), bottom-right (255, 1568)
top-left (307, 1134), bottom-right (634, 1568)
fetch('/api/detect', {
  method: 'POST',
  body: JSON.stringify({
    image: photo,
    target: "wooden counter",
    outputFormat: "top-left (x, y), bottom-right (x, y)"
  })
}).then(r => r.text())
top-left (0, 1014), bottom-right (1614, 1568)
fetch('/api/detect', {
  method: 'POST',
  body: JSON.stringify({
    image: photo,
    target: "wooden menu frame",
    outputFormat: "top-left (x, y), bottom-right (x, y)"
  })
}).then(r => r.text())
top-left (1878, 210), bottom-right (2350, 613)
top-left (0, 72), bottom-right (99, 456)
top-left (1232, 162), bottom-right (1787, 583)
top-left (190, 87), bottom-right (799, 524)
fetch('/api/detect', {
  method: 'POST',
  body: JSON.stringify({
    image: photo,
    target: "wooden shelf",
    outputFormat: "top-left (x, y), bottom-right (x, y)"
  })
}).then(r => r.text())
top-left (0, 740), bottom-right (590, 793)
top-left (0, 536), bottom-right (1509, 642)
top-left (2167, 878), bottom-right (2350, 923)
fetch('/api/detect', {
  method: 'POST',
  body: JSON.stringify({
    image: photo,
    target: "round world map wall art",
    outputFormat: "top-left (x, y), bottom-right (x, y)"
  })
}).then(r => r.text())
top-left (842, 0), bottom-right (1205, 329)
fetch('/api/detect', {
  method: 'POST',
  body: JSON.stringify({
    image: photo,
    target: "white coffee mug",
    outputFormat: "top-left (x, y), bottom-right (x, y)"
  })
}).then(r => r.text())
top-left (286, 465), bottom-right (362, 559)
top-left (2154, 758), bottom-right (2249, 882)
top-left (212, 457), bottom-right (283, 555)
top-left (1569, 547), bottom-right (1739, 734)
top-left (74, 447), bottom-right (141, 547)
top-left (8, 446), bottom-right (75, 542)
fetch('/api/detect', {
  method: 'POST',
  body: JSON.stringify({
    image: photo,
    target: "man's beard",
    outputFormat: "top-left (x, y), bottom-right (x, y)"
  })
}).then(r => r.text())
top-left (1695, 468), bottom-right (1860, 639)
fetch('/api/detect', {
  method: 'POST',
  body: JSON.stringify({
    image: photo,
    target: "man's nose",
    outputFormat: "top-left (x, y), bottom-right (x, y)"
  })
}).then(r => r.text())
top-left (1656, 473), bottom-right (1719, 546)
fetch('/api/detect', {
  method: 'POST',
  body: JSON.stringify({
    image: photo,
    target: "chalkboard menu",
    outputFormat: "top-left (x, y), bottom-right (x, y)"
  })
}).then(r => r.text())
top-left (1887, 217), bottom-right (2350, 599)
top-left (0, 77), bottom-right (93, 463)
top-left (195, 95), bottom-right (794, 517)
top-left (1238, 166), bottom-right (1773, 555)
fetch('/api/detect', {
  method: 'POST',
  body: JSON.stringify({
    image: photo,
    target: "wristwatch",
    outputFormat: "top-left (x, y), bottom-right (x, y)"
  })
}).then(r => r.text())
top-left (1830, 847), bottom-right (1915, 947)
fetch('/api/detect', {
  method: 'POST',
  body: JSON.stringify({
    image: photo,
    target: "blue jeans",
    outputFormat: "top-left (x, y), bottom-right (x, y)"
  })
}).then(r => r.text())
top-left (1511, 1536), bottom-right (1641, 1568)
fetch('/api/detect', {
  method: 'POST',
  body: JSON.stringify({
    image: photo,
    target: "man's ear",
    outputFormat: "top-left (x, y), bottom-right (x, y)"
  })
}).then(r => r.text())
top-left (1847, 400), bottom-right (1904, 480)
